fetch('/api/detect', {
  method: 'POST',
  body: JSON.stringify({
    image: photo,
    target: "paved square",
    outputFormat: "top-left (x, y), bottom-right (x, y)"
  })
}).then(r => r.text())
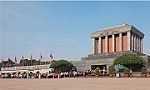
top-left (1, 78), bottom-right (150, 90)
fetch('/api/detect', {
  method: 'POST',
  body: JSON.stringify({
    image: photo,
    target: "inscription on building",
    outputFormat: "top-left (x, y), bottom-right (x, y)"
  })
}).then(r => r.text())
top-left (99, 29), bottom-right (120, 36)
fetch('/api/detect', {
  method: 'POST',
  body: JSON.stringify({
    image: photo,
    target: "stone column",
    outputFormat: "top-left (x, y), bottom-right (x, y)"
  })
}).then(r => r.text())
top-left (112, 34), bottom-right (115, 52)
top-left (98, 37), bottom-right (101, 54)
top-left (131, 33), bottom-right (134, 51)
top-left (139, 38), bottom-right (141, 53)
top-left (92, 38), bottom-right (95, 54)
top-left (137, 37), bottom-right (140, 52)
top-left (119, 33), bottom-right (122, 51)
top-left (136, 37), bottom-right (139, 52)
top-left (95, 39), bottom-right (98, 54)
top-left (135, 36), bottom-right (138, 52)
top-left (136, 37), bottom-right (138, 52)
top-left (105, 36), bottom-right (108, 53)
top-left (133, 35), bottom-right (136, 51)
top-left (127, 31), bottom-right (131, 50)
top-left (141, 39), bottom-right (143, 53)
top-left (138, 37), bottom-right (141, 52)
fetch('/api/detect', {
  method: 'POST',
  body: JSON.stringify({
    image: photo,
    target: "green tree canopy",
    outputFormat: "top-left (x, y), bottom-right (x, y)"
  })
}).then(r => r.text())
top-left (108, 65), bottom-right (115, 74)
top-left (71, 66), bottom-right (77, 71)
top-left (113, 53), bottom-right (146, 71)
top-left (19, 59), bottom-right (40, 66)
top-left (95, 68), bottom-right (100, 75)
top-left (50, 59), bottom-right (75, 72)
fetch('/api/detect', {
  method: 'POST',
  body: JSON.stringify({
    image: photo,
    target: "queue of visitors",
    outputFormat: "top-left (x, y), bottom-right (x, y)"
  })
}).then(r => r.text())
top-left (0, 70), bottom-right (95, 79)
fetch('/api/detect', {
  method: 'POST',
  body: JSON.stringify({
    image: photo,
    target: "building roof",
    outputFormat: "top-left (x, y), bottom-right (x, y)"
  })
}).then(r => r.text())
top-left (90, 24), bottom-right (144, 39)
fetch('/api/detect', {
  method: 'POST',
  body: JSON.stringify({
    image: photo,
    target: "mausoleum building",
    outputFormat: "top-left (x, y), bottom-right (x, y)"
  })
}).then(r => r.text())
top-left (71, 24), bottom-right (150, 71)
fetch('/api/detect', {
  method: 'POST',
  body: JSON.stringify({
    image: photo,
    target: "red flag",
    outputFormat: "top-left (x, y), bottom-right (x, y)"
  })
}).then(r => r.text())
top-left (30, 54), bottom-right (32, 60)
top-left (40, 53), bottom-right (42, 60)
top-left (22, 56), bottom-right (24, 61)
top-left (1, 59), bottom-right (4, 64)
top-left (50, 53), bottom-right (53, 59)
top-left (8, 58), bottom-right (12, 62)
top-left (14, 57), bottom-right (17, 62)
top-left (48, 61), bottom-right (51, 64)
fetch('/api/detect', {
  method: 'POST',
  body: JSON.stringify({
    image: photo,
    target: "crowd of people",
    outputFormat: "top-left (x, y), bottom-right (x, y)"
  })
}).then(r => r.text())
top-left (0, 70), bottom-right (92, 79)
top-left (0, 69), bottom-right (111, 79)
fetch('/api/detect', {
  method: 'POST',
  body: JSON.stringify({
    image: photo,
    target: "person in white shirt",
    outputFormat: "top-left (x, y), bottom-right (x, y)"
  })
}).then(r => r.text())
top-left (38, 73), bottom-right (41, 79)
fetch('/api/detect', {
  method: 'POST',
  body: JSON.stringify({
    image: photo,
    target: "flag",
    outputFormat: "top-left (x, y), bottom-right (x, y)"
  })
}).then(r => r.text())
top-left (14, 57), bottom-right (17, 62)
top-left (50, 52), bottom-right (53, 59)
top-left (40, 53), bottom-right (42, 60)
top-left (48, 61), bottom-right (51, 64)
top-left (22, 56), bottom-right (24, 61)
top-left (30, 54), bottom-right (32, 60)
top-left (8, 58), bottom-right (12, 63)
top-left (1, 59), bottom-right (4, 64)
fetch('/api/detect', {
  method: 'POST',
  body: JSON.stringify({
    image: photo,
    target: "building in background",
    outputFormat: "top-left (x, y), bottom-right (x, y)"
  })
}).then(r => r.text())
top-left (71, 24), bottom-right (150, 71)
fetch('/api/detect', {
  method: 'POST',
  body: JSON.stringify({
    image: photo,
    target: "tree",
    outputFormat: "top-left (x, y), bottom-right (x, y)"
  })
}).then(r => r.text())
top-left (113, 53), bottom-right (146, 71)
top-left (19, 59), bottom-right (41, 66)
top-left (108, 65), bottom-right (115, 74)
top-left (141, 67), bottom-right (147, 74)
top-left (95, 68), bottom-right (100, 76)
top-left (71, 66), bottom-right (77, 71)
top-left (50, 59), bottom-right (75, 73)
top-left (123, 67), bottom-right (130, 74)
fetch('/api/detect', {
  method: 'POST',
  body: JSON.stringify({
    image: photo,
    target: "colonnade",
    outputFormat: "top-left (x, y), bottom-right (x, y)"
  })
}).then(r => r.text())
top-left (92, 31), bottom-right (143, 54)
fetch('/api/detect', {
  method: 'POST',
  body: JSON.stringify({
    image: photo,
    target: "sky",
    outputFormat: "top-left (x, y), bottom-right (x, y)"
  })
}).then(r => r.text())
top-left (1, 1), bottom-right (150, 62)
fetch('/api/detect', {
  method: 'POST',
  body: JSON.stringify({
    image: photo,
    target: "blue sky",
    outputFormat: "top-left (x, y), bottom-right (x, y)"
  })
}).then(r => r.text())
top-left (1, 1), bottom-right (150, 62)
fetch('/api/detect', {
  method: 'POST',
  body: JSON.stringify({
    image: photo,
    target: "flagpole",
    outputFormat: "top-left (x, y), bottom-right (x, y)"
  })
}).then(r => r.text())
top-left (7, 58), bottom-right (9, 67)
top-left (40, 53), bottom-right (42, 65)
top-left (50, 51), bottom-right (53, 64)
top-left (50, 52), bottom-right (51, 64)
top-left (40, 59), bottom-right (41, 65)
top-left (2, 62), bottom-right (3, 68)
top-left (22, 56), bottom-right (24, 66)
top-left (15, 57), bottom-right (17, 67)
top-left (2, 59), bottom-right (3, 68)
top-left (30, 54), bottom-right (32, 66)
top-left (31, 59), bottom-right (32, 66)
top-left (7, 58), bottom-right (8, 67)
top-left (22, 60), bottom-right (23, 66)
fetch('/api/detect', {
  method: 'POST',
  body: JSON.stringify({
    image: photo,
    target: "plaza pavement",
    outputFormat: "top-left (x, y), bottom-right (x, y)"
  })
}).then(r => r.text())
top-left (0, 77), bottom-right (150, 90)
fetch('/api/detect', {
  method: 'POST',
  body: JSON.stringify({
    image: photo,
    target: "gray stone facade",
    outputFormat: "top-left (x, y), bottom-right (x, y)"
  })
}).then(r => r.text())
top-left (71, 24), bottom-right (150, 72)
top-left (71, 51), bottom-right (150, 71)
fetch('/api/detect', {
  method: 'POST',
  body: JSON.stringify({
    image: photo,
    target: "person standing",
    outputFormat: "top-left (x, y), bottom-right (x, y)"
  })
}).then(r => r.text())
top-left (27, 73), bottom-right (29, 79)
top-left (130, 69), bottom-right (133, 77)
top-left (38, 73), bottom-right (41, 79)
top-left (83, 71), bottom-right (86, 78)
top-left (73, 71), bottom-right (76, 78)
